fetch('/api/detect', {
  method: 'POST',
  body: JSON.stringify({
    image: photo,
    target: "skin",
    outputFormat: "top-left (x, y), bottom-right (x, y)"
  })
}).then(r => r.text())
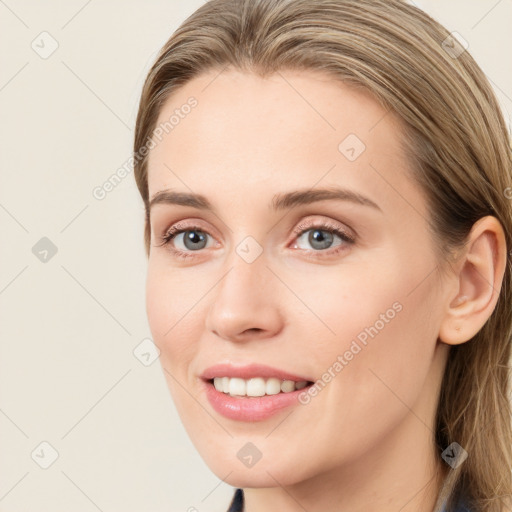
top-left (144, 68), bottom-right (507, 512)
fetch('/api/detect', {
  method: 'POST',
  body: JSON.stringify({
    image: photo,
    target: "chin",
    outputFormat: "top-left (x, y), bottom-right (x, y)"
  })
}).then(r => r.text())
top-left (198, 445), bottom-right (311, 488)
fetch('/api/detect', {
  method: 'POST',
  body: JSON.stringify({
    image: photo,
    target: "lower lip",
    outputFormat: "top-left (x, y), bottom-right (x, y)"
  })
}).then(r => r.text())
top-left (202, 379), bottom-right (311, 422)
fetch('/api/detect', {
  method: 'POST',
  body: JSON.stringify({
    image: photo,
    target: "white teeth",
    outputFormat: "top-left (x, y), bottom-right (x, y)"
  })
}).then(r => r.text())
top-left (229, 377), bottom-right (246, 396)
top-left (212, 376), bottom-right (310, 396)
top-left (266, 378), bottom-right (281, 395)
top-left (246, 377), bottom-right (266, 397)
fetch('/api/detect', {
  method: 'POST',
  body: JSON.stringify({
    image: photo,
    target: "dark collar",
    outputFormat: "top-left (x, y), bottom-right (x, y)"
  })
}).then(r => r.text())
top-left (227, 488), bottom-right (244, 512)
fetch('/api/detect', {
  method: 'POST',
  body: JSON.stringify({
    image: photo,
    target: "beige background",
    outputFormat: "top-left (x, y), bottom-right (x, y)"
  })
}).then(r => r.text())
top-left (0, 1), bottom-right (511, 511)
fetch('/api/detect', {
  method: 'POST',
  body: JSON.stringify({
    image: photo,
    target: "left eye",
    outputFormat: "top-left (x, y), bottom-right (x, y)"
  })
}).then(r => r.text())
top-left (293, 226), bottom-right (352, 251)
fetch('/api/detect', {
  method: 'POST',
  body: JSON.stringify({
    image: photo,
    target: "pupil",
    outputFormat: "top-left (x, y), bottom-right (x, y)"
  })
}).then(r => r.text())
top-left (185, 230), bottom-right (206, 250)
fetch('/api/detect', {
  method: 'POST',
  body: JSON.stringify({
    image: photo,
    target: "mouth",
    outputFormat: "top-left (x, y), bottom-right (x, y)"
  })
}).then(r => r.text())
top-left (202, 376), bottom-right (316, 421)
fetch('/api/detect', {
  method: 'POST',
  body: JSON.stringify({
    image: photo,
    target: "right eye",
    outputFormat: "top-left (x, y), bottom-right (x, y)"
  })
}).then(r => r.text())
top-left (157, 225), bottom-right (216, 259)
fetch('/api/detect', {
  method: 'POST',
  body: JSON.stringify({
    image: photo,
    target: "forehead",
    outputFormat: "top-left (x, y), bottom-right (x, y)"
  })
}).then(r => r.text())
top-left (146, 68), bottom-right (424, 220)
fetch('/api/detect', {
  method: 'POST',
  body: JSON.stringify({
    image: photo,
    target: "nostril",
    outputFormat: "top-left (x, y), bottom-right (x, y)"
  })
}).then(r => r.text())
top-left (243, 328), bottom-right (263, 334)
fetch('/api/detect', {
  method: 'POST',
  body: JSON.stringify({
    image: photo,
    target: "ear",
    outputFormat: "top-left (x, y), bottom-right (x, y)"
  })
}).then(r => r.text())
top-left (438, 215), bottom-right (508, 346)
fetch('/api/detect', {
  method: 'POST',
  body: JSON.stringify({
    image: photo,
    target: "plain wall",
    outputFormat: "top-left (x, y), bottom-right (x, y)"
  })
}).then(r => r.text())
top-left (0, 1), bottom-right (510, 511)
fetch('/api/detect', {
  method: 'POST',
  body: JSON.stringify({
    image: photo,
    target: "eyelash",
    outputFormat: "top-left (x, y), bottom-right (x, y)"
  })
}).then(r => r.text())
top-left (157, 220), bottom-right (356, 260)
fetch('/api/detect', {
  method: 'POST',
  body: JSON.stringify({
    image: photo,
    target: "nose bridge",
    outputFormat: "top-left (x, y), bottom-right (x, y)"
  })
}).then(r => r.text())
top-left (216, 242), bottom-right (270, 309)
top-left (205, 240), bottom-right (283, 340)
top-left (216, 225), bottom-right (270, 297)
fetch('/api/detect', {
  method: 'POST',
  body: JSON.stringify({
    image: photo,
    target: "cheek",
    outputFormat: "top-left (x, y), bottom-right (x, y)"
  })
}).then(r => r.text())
top-left (145, 263), bottom-right (202, 370)
top-left (304, 246), bottom-right (439, 350)
top-left (296, 253), bottom-right (440, 389)
top-left (145, 265), bottom-right (206, 427)
top-left (306, 259), bottom-right (441, 421)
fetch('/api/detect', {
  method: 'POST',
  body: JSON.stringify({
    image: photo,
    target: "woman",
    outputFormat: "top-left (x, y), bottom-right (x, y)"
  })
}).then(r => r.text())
top-left (132, 1), bottom-right (512, 511)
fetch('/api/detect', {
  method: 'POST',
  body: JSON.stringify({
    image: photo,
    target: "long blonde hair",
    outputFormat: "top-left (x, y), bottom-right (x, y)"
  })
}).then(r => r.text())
top-left (133, 1), bottom-right (512, 510)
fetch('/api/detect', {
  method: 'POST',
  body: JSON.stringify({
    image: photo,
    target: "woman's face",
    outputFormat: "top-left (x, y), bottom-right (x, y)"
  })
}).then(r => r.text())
top-left (145, 69), bottom-right (451, 489)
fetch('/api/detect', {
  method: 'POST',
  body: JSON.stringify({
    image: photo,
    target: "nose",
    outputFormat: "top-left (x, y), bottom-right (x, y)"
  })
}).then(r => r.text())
top-left (205, 251), bottom-right (284, 343)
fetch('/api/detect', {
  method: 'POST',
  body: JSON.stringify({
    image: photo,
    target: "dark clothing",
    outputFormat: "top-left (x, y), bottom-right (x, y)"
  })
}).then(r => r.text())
top-left (226, 488), bottom-right (471, 512)
top-left (226, 488), bottom-right (244, 512)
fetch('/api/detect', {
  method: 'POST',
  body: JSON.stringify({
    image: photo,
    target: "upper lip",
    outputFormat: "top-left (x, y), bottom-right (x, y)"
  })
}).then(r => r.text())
top-left (200, 363), bottom-right (314, 383)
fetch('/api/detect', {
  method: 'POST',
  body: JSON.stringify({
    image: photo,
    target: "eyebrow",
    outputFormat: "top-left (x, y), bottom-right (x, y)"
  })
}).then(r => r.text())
top-left (148, 187), bottom-right (382, 213)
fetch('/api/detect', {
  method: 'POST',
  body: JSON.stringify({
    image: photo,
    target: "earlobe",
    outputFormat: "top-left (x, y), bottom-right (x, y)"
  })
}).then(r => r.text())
top-left (438, 216), bottom-right (507, 346)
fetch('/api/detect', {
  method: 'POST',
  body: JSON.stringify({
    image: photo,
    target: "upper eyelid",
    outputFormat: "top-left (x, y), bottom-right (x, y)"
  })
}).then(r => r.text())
top-left (163, 218), bottom-right (353, 244)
